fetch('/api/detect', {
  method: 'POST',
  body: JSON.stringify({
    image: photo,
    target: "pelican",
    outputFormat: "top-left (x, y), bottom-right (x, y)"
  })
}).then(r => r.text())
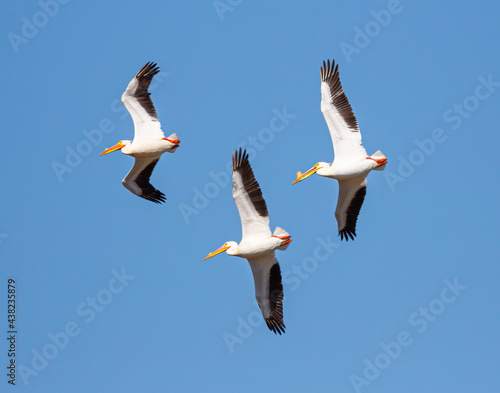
top-left (100, 62), bottom-right (180, 203)
top-left (292, 59), bottom-right (387, 240)
top-left (204, 149), bottom-right (292, 335)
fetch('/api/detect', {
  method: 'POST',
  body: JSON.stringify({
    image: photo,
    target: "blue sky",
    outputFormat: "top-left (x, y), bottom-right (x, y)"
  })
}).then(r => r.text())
top-left (2, 0), bottom-right (500, 392)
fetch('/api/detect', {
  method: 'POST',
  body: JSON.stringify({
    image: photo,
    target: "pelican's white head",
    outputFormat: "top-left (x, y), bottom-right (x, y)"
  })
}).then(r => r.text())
top-left (100, 140), bottom-right (132, 156)
top-left (292, 162), bottom-right (331, 184)
top-left (203, 241), bottom-right (239, 260)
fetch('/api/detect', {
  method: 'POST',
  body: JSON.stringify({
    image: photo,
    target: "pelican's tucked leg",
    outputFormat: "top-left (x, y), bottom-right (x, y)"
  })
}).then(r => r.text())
top-left (366, 156), bottom-right (387, 167)
top-left (272, 234), bottom-right (292, 246)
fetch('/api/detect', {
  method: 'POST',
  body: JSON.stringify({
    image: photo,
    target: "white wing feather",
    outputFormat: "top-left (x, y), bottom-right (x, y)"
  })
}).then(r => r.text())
top-left (121, 63), bottom-right (165, 141)
top-left (232, 170), bottom-right (271, 239)
top-left (320, 60), bottom-right (368, 161)
top-left (232, 149), bottom-right (271, 240)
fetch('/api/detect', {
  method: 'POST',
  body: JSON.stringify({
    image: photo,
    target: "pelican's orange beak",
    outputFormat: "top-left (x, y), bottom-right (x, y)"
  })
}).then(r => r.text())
top-left (292, 163), bottom-right (319, 185)
top-left (203, 243), bottom-right (230, 261)
top-left (100, 142), bottom-right (125, 156)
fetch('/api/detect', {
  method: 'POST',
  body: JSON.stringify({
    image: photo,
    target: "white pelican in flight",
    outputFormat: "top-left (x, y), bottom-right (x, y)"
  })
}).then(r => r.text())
top-left (293, 59), bottom-right (387, 241)
top-left (204, 149), bottom-right (292, 334)
top-left (100, 62), bottom-right (180, 203)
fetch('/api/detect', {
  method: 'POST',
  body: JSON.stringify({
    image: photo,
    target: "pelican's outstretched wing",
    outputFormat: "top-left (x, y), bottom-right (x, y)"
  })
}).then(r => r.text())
top-left (121, 62), bottom-right (165, 140)
top-left (335, 177), bottom-right (367, 241)
top-left (232, 148), bottom-right (271, 239)
top-left (247, 254), bottom-right (285, 335)
top-left (122, 157), bottom-right (166, 204)
top-left (320, 59), bottom-right (367, 161)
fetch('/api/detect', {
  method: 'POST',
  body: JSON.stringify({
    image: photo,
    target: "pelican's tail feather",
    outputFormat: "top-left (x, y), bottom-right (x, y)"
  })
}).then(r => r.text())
top-left (273, 227), bottom-right (292, 250)
top-left (370, 150), bottom-right (387, 170)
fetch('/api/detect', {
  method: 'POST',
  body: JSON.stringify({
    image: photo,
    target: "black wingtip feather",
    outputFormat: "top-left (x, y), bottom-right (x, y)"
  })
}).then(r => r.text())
top-left (264, 263), bottom-right (285, 335)
top-left (320, 58), bottom-right (359, 131)
top-left (265, 317), bottom-right (286, 335)
top-left (141, 190), bottom-right (166, 204)
top-left (133, 62), bottom-right (160, 119)
top-left (136, 61), bottom-right (160, 78)
top-left (134, 159), bottom-right (166, 204)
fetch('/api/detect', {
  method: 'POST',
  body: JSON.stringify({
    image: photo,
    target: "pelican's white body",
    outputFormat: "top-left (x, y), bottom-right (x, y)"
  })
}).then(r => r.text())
top-left (316, 148), bottom-right (386, 179)
top-left (120, 136), bottom-right (179, 158)
top-left (226, 227), bottom-right (290, 259)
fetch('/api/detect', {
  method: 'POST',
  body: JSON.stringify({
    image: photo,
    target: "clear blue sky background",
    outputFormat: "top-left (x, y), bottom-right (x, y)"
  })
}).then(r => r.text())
top-left (1, 1), bottom-right (499, 392)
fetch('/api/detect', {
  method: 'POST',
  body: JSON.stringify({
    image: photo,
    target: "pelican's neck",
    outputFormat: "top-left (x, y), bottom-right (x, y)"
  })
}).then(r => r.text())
top-left (120, 141), bottom-right (133, 155)
top-left (226, 241), bottom-right (240, 256)
top-left (316, 162), bottom-right (332, 177)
